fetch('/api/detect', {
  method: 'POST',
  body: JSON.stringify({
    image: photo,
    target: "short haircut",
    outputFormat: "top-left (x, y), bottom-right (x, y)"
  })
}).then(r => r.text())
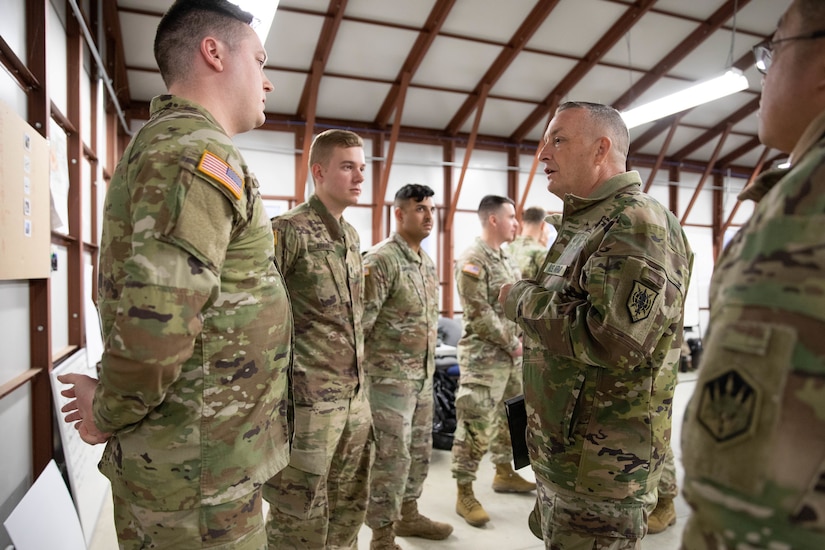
top-left (154, 0), bottom-right (254, 87)
top-left (556, 101), bottom-right (630, 158)
top-left (522, 206), bottom-right (547, 225)
top-left (797, 0), bottom-right (825, 32)
top-left (478, 195), bottom-right (515, 223)
top-left (394, 184), bottom-right (434, 207)
top-left (308, 129), bottom-right (364, 170)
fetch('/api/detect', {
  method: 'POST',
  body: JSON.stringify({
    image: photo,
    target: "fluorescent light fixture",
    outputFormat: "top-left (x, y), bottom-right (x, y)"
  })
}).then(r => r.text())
top-left (233, 0), bottom-right (279, 43)
top-left (621, 69), bottom-right (749, 129)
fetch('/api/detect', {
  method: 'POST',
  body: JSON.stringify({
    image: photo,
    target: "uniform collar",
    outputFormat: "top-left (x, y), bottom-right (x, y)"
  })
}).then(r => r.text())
top-left (308, 194), bottom-right (345, 241)
top-left (475, 236), bottom-right (508, 262)
top-left (391, 232), bottom-right (423, 265)
top-left (561, 171), bottom-right (642, 213)
top-left (149, 95), bottom-right (223, 130)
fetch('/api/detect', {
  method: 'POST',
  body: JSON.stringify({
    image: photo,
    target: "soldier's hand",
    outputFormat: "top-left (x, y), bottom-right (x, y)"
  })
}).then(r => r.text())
top-left (58, 373), bottom-right (112, 445)
top-left (498, 283), bottom-right (513, 307)
top-left (510, 341), bottom-right (523, 358)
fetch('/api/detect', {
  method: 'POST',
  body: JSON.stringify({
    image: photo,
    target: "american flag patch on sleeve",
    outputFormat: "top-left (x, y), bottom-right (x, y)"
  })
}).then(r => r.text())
top-left (462, 263), bottom-right (481, 277)
top-left (198, 150), bottom-right (244, 199)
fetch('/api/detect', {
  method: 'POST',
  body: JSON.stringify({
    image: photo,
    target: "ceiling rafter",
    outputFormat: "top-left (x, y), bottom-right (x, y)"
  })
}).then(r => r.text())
top-left (612, 0), bottom-right (752, 111)
top-left (511, 0), bottom-right (657, 142)
top-left (672, 96), bottom-right (760, 161)
top-left (721, 145), bottom-right (771, 233)
top-left (445, 0), bottom-right (560, 136)
top-left (717, 135), bottom-right (761, 167)
top-left (644, 114), bottom-right (683, 193)
top-left (681, 123), bottom-right (733, 224)
top-left (374, 0), bottom-right (456, 127)
top-left (297, 0), bottom-right (347, 119)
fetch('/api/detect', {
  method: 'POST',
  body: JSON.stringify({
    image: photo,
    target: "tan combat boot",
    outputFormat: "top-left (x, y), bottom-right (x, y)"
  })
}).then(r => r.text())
top-left (394, 499), bottom-right (453, 540)
top-left (647, 497), bottom-right (677, 534)
top-left (370, 524), bottom-right (402, 550)
top-left (456, 482), bottom-right (490, 527)
top-left (492, 463), bottom-right (536, 493)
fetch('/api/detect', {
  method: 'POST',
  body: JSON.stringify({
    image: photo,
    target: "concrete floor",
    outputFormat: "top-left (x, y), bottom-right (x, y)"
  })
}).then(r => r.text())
top-left (90, 374), bottom-right (696, 549)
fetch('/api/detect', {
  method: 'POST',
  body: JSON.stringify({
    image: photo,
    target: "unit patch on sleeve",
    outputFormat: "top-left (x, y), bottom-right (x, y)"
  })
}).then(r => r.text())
top-left (198, 150), bottom-right (243, 199)
top-left (627, 280), bottom-right (658, 323)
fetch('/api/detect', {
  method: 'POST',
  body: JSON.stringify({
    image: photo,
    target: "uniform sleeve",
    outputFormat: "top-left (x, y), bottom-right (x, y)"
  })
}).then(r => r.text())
top-left (362, 251), bottom-right (395, 338)
top-left (94, 171), bottom-right (233, 433)
top-left (271, 217), bottom-right (300, 277)
top-left (506, 222), bottom-right (684, 371)
top-left (458, 263), bottom-right (520, 353)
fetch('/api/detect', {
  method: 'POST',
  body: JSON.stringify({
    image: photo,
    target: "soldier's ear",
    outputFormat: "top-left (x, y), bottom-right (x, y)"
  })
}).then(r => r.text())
top-left (593, 136), bottom-right (612, 164)
top-left (200, 37), bottom-right (223, 72)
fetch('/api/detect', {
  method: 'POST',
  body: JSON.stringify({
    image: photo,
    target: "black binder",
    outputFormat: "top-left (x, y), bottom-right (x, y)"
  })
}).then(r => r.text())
top-left (505, 394), bottom-right (530, 470)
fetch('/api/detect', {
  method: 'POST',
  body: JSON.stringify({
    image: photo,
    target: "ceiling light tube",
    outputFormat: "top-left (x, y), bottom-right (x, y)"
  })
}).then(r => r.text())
top-left (620, 69), bottom-right (749, 129)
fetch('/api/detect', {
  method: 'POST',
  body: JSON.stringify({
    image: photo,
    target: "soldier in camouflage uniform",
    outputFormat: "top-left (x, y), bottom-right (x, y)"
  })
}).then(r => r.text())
top-left (57, 2), bottom-right (291, 548)
top-left (680, 2), bottom-right (825, 548)
top-left (501, 102), bottom-right (693, 549)
top-left (452, 195), bottom-right (536, 528)
top-left (264, 129), bottom-right (372, 549)
top-left (507, 206), bottom-right (550, 280)
top-left (362, 184), bottom-right (453, 549)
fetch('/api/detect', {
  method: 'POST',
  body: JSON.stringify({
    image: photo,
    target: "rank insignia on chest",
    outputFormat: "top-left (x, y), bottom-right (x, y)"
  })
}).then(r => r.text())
top-left (462, 263), bottom-right (481, 277)
top-left (627, 280), bottom-right (658, 323)
top-left (198, 150), bottom-right (243, 199)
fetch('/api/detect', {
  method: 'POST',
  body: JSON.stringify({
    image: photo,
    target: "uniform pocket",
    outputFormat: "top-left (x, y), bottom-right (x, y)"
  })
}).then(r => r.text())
top-left (682, 319), bottom-right (796, 496)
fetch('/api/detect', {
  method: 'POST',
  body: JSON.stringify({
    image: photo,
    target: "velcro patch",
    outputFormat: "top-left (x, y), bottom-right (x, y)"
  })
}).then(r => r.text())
top-left (462, 263), bottom-right (481, 277)
top-left (627, 280), bottom-right (658, 323)
top-left (544, 263), bottom-right (567, 276)
top-left (198, 150), bottom-right (243, 199)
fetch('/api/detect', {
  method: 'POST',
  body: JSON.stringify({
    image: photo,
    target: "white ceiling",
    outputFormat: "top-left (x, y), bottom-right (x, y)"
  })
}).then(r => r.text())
top-left (115, 0), bottom-right (789, 173)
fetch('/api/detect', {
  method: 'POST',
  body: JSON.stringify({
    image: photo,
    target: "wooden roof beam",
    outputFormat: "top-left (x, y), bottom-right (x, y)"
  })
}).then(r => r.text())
top-left (297, 0), bottom-right (347, 118)
top-left (681, 123), bottom-right (732, 224)
top-left (717, 135), bottom-right (761, 168)
top-left (295, 60), bottom-right (323, 202)
top-left (446, 0), bottom-right (560, 136)
top-left (671, 97), bottom-right (760, 162)
top-left (613, 0), bottom-right (752, 111)
top-left (375, 0), bottom-right (456, 126)
top-left (721, 145), bottom-right (771, 233)
top-left (446, 84), bottom-right (490, 231)
top-left (511, 0), bottom-right (656, 142)
top-left (643, 115), bottom-right (682, 192)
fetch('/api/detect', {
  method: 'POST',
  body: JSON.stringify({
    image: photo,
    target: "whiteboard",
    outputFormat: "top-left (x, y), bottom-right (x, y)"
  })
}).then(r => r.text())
top-left (50, 350), bottom-right (109, 547)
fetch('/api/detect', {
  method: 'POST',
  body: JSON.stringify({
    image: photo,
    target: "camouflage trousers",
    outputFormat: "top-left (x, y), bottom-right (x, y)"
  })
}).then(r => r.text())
top-left (263, 390), bottom-right (373, 549)
top-left (111, 489), bottom-right (265, 549)
top-left (658, 444), bottom-right (678, 500)
top-left (364, 376), bottom-right (434, 529)
top-left (451, 364), bottom-right (522, 483)
top-left (534, 474), bottom-right (657, 550)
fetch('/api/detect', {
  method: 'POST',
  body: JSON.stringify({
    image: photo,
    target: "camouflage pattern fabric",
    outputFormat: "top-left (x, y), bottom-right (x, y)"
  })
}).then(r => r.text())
top-left (680, 111), bottom-right (825, 549)
top-left (362, 232), bottom-right (438, 380)
top-left (658, 445), bottom-right (677, 500)
top-left (111, 490), bottom-right (266, 550)
top-left (534, 474), bottom-right (658, 550)
top-left (507, 235), bottom-right (547, 280)
top-left (264, 392), bottom-right (372, 549)
top-left (451, 237), bottom-right (523, 482)
top-left (504, 172), bottom-right (693, 540)
top-left (266, 193), bottom-right (372, 548)
top-left (365, 377), bottom-right (434, 528)
top-left (270, 193), bottom-right (365, 404)
top-left (94, 96), bottom-right (291, 542)
top-left (361, 232), bottom-right (439, 528)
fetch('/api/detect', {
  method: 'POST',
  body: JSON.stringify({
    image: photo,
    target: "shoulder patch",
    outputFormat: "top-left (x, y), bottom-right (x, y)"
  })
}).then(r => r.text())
top-left (198, 150), bottom-right (243, 200)
top-left (627, 280), bottom-right (658, 323)
top-left (462, 263), bottom-right (481, 278)
top-left (697, 370), bottom-right (756, 442)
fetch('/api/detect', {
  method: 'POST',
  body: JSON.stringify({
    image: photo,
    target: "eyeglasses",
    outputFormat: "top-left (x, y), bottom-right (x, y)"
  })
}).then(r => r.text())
top-left (752, 29), bottom-right (825, 75)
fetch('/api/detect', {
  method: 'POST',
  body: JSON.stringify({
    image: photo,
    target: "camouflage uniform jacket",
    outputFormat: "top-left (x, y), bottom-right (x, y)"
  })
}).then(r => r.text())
top-left (507, 235), bottom-right (547, 280)
top-left (681, 110), bottom-right (825, 548)
top-left (272, 194), bottom-right (364, 404)
top-left (362, 232), bottom-right (438, 380)
top-left (504, 171), bottom-right (693, 499)
top-left (94, 95), bottom-right (292, 510)
top-left (455, 237), bottom-right (521, 386)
